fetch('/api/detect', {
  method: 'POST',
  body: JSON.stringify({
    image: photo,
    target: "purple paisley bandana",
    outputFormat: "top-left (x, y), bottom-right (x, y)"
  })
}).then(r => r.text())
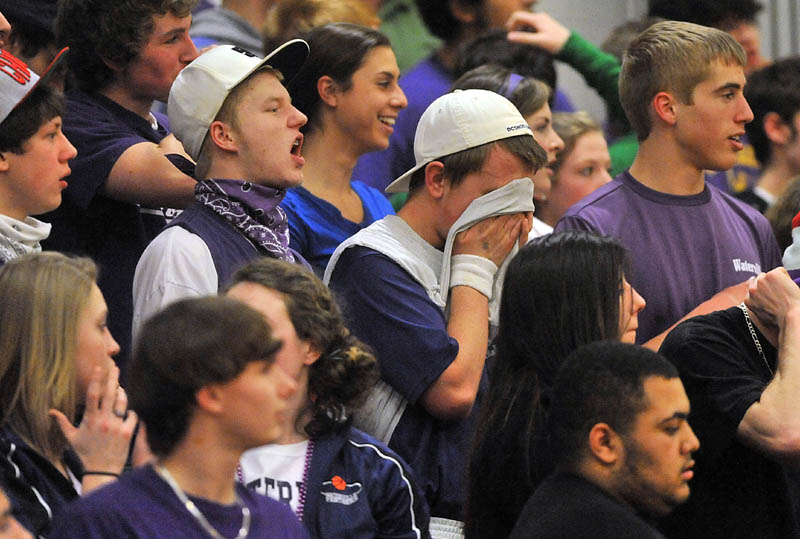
top-left (195, 179), bottom-right (295, 262)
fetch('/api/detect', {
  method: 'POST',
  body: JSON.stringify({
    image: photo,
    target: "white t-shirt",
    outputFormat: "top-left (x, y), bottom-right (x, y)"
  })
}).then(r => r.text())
top-left (239, 440), bottom-right (309, 515)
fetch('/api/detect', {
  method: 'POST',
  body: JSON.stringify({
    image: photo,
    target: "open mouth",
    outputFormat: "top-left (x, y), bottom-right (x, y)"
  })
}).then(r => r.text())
top-left (379, 116), bottom-right (396, 127)
top-left (291, 133), bottom-right (303, 156)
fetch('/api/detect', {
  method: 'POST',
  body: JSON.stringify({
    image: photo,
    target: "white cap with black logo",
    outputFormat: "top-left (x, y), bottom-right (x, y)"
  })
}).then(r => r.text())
top-left (385, 89), bottom-right (533, 194)
top-left (168, 40), bottom-right (309, 162)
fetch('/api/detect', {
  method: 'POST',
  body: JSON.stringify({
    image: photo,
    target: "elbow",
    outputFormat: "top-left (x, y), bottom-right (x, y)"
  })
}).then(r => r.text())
top-left (420, 384), bottom-right (476, 421)
top-left (769, 430), bottom-right (800, 457)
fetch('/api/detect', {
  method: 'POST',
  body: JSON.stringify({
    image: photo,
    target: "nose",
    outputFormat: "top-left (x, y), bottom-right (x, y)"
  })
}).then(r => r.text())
top-left (632, 286), bottom-right (646, 313)
top-left (274, 363), bottom-right (299, 400)
top-left (61, 133), bottom-right (78, 161)
top-left (289, 105), bottom-right (308, 129)
top-left (549, 128), bottom-right (565, 154)
top-left (683, 423), bottom-right (700, 454)
top-left (105, 327), bottom-right (121, 357)
top-left (738, 95), bottom-right (754, 124)
top-left (182, 34), bottom-right (199, 64)
top-left (392, 85), bottom-right (408, 110)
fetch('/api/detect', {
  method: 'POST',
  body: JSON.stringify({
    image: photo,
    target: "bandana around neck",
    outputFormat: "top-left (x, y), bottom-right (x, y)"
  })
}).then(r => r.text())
top-left (195, 179), bottom-right (295, 262)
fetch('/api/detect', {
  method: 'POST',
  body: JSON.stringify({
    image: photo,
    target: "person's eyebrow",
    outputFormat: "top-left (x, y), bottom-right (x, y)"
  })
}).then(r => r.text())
top-left (714, 82), bottom-right (742, 93)
top-left (658, 411), bottom-right (689, 424)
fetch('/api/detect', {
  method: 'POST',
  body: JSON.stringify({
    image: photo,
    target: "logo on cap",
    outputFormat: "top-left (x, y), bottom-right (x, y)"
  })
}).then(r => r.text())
top-left (0, 50), bottom-right (31, 85)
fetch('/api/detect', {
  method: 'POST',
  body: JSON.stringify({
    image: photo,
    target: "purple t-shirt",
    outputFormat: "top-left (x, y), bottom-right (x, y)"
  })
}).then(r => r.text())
top-left (50, 466), bottom-right (309, 538)
top-left (555, 171), bottom-right (782, 344)
top-left (328, 245), bottom-right (483, 521)
top-left (40, 90), bottom-right (195, 367)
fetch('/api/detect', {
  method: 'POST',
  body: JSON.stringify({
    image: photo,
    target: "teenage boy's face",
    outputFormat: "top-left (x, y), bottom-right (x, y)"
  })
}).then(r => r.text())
top-left (231, 71), bottom-right (308, 189)
top-left (122, 12), bottom-right (198, 103)
top-left (614, 376), bottom-right (699, 518)
top-left (1, 116), bottom-right (77, 220)
top-left (213, 356), bottom-right (298, 448)
top-left (673, 61), bottom-right (753, 172)
top-left (436, 144), bottom-right (533, 242)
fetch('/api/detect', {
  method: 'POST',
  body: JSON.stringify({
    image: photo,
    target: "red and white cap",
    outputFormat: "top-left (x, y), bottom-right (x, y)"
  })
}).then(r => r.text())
top-left (0, 46), bottom-right (67, 124)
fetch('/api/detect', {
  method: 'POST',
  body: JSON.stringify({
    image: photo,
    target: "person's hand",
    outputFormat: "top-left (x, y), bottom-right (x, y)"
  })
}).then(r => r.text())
top-left (453, 212), bottom-right (530, 267)
top-left (745, 268), bottom-right (800, 330)
top-left (49, 365), bottom-right (137, 475)
top-left (506, 11), bottom-right (571, 54)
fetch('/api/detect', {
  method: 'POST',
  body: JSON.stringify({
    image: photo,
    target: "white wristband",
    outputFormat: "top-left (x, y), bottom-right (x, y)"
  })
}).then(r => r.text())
top-left (449, 254), bottom-right (498, 299)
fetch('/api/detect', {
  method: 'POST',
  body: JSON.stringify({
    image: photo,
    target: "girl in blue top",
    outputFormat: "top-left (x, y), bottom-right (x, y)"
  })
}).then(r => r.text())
top-left (283, 23), bottom-right (407, 275)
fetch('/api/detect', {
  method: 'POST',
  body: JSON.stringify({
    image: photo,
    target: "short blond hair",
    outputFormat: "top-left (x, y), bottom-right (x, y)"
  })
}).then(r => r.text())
top-left (620, 20), bottom-right (746, 141)
top-left (0, 253), bottom-right (96, 461)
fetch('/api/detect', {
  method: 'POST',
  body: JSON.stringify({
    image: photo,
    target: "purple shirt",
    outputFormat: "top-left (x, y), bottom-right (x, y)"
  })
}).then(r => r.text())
top-left (328, 245), bottom-right (482, 520)
top-left (50, 466), bottom-right (309, 538)
top-left (555, 171), bottom-right (782, 343)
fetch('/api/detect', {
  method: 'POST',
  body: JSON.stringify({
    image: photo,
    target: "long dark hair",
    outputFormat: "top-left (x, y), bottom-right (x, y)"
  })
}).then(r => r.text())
top-left (465, 231), bottom-right (631, 539)
top-left (289, 22), bottom-right (390, 133)
top-left (228, 258), bottom-right (379, 438)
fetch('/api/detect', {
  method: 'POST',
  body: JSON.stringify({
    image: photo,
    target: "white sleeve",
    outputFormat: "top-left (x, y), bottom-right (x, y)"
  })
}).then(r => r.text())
top-left (132, 227), bottom-right (218, 342)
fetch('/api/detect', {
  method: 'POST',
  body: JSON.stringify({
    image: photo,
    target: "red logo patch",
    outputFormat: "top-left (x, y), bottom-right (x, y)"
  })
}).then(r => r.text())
top-left (331, 475), bottom-right (346, 491)
top-left (0, 50), bottom-right (31, 85)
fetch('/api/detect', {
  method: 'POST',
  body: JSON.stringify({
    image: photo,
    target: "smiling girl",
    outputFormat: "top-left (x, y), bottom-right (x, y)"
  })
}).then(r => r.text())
top-left (282, 23), bottom-right (408, 275)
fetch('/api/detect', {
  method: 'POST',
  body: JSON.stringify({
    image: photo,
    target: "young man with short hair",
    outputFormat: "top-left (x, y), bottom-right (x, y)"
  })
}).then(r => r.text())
top-left (50, 296), bottom-right (307, 538)
top-left (0, 48), bottom-right (75, 265)
top-left (736, 58), bottom-right (800, 212)
top-left (132, 42), bottom-right (309, 340)
top-left (556, 21), bottom-right (781, 347)
top-left (326, 89), bottom-right (545, 534)
top-left (510, 341), bottom-right (699, 539)
top-left (43, 0), bottom-right (200, 365)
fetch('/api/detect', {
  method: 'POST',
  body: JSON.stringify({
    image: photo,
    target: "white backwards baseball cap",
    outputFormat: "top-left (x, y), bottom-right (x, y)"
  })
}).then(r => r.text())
top-left (0, 47), bottom-right (68, 124)
top-left (169, 40), bottom-right (309, 162)
top-left (384, 89), bottom-right (533, 194)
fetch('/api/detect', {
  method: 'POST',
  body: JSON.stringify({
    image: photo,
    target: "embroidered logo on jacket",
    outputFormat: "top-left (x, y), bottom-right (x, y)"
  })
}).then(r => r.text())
top-left (320, 475), bottom-right (362, 505)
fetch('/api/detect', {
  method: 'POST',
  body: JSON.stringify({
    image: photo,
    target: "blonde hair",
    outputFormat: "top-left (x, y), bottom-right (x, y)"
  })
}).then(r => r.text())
top-left (263, 0), bottom-right (379, 54)
top-left (551, 111), bottom-right (603, 179)
top-left (620, 20), bottom-right (746, 141)
top-left (0, 253), bottom-right (96, 461)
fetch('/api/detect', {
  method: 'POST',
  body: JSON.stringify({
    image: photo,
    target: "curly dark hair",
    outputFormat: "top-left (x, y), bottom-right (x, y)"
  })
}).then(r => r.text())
top-left (56, 0), bottom-right (196, 91)
top-left (228, 258), bottom-right (379, 438)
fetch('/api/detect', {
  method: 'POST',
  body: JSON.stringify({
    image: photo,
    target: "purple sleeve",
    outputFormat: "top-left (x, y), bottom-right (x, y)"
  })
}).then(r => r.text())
top-left (62, 100), bottom-right (153, 209)
top-left (329, 246), bottom-right (459, 403)
top-left (554, 214), bottom-right (598, 233)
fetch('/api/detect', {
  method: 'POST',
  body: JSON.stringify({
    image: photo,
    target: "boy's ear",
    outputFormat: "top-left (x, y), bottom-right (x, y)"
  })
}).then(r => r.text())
top-left (653, 91), bottom-right (678, 126)
top-left (208, 120), bottom-right (238, 153)
top-left (0, 152), bottom-right (9, 172)
top-left (763, 112), bottom-right (792, 145)
top-left (424, 161), bottom-right (447, 199)
top-left (587, 423), bottom-right (624, 466)
top-left (195, 385), bottom-right (224, 414)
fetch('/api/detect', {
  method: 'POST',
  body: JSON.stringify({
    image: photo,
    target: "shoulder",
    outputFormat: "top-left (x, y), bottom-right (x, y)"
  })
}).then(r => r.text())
top-left (352, 182), bottom-right (394, 216)
top-left (139, 226), bottom-right (213, 269)
top-left (240, 489), bottom-right (309, 538)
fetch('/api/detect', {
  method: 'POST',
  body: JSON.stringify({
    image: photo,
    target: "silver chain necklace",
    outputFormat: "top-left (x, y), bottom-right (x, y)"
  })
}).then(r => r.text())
top-left (156, 465), bottom-right (251, 539)
top-left (738, 303), bottom-right (775, 377)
